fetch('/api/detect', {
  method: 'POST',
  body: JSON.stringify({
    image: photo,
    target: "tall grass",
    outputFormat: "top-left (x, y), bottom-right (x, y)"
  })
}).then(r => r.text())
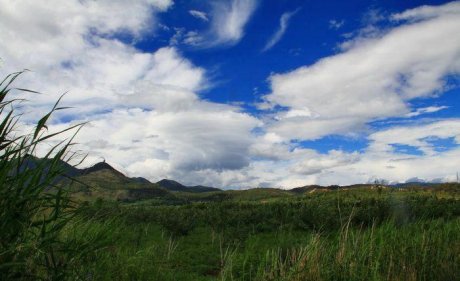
top-left (244, 219), bottom-right (459, 281)
top-left (62, 216), bottom-right (459, 281)
top-left (72, 197), bottom-right (459, 281)
top-left (0, 71), bottom-right (92, 280)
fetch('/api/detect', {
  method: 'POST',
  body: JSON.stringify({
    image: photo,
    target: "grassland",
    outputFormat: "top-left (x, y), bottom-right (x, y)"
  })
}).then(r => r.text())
top-left (63, 187), bottom-right (460, 281)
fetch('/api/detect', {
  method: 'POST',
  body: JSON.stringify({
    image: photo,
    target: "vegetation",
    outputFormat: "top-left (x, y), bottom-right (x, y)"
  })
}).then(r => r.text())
top-left (75, 189), bottom-right (460, 281)
top-left (0, 72), bottom-right (103, 280)
top-left (1, 73), bottom-right (459, 280)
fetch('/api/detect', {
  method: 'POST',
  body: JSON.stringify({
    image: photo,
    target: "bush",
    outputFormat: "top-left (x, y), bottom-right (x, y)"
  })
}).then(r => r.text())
top-left (0, 71), bottom-right (87, 280)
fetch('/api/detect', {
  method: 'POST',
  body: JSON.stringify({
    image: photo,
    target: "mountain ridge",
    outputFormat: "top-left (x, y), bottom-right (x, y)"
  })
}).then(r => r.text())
top-left (156, 179), bottom-right (221, 193)
top-left (63, 161), bottom-right (222, 199)
top-left (24, 157), bottom-right (460, 203)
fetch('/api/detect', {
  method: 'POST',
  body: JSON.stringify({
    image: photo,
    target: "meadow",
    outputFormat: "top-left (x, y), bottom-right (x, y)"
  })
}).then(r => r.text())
top-left (67, 188), bottom-right (460, 281)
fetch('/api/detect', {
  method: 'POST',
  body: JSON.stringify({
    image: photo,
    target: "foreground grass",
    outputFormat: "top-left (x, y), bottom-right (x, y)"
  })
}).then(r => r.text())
top-left (65, 217), bottom-right (459, 281)
top-left (0, 71), bottom-right (92, 280)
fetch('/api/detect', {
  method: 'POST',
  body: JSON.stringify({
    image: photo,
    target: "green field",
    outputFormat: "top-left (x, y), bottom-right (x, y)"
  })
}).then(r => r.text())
top-left (64, 188), bottom-right (460, 281)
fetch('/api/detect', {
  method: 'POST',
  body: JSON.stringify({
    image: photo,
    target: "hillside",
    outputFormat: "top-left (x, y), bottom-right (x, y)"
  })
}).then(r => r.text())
top-left (65, 165), bottom-right (175, 202)
top-left (157, 179), bottom-right (222, 193)
top-left (26, 157), bottom-right (460, 203)
top-left (53, 161), bottom-right (223, 202)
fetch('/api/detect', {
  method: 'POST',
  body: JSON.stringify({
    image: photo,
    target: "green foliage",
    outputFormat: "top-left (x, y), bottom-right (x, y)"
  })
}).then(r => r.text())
top-left (75, 188), bottom-right (459, 280)
top-left (0, 71), bottom-right (98, 280)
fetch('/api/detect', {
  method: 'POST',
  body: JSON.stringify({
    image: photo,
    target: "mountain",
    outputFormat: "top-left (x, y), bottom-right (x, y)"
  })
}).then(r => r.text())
top-left (392, 182), bottom-right (439, 188)
top-left (188, 185), bottom-right (222, 193)
top-left (22, 157), bottom-right (222, 202)
top-left (26, 157), bottom-right (459, 203)
top-left (131, 177), bottom-right (152, 184)
top-left (58, 161), bottom-right (177, 202)
top-left (156, 179), bottom-right (221, 193)
top-left (80, 161), bottom-right (125, 177)
top-left (156, 179), bottom-right (185, 191)
top-left (19, 155), bottom-right (81, 179)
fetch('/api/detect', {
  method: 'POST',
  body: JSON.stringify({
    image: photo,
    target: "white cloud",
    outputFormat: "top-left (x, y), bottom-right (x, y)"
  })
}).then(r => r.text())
top-left (72, 105), bottom-right (259, 182)
top-left (368, 119), bottom-right (460, 156)
top-left (327, 119), bottom-right (460, 185)
top-left (405, 106), bottom-right (448, 117)
top-left (391, 1), bottom-right (460, 22)
top-left (329, 19), bottom-right (344, 30)
top-left (262, 8), bottom-right (300, 52)
top-left (0, 0), bottom-right (172, 62)
top-left (290, 150), bottom-right (360, 176)
top-left (0, 0), bottom-right (175, 116)
top-left (169, 28), bottom-right (185, 45)
top-left (0, 0), bottom-right (261, 187)
top-left (169, 29), bottom-right (204, 47)
top-left (362, 9), bottom-right (386, 25)
top-left (2, 1), bottom-right (459, 188)
top-left (240, 119), bottom-right (460, 188)
top-left (263, 1), bottom-right (460, 141)
top-left (168, 1), bottom-right (258, 48)
top-left (189, 10), bottom-right (209, 21)
top-left (183, 31), bottom-right (205, 46)
top-left (208, 0), bottom-right (258, 47)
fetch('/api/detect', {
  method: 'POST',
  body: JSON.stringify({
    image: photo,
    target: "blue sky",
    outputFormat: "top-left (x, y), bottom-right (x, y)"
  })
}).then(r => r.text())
top-left (0, 0), bottom-right (459, 188)
top-left (153, 0), bottom-right (454, 100)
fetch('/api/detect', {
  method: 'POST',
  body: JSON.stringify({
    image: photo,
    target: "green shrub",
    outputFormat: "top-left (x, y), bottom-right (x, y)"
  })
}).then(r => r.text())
top-left (0, 71), bottom-right (89, 280)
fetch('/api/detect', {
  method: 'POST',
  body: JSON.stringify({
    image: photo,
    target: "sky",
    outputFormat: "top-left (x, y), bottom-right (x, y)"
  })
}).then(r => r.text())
top-left (0, 0), bottom-right (459, 188)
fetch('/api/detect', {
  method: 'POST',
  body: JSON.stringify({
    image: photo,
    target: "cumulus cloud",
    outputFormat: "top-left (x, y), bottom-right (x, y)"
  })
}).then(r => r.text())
top-left (391, 1), bottom-right (460, 22)
top-left (72, 105), bottom-right (259, 182)
top-left (1, 0), bottom-right (459, 188)
top-left (0, 0), bottom-right (176, 117)
top-left (263, 1), bottom-right (460, 141)
top-left (0, 0), bottom-right (261, 186)
top-left (290, 150), bottom-right (360, 176)
top-left (262, 8), bottom-right (300, 52)
top-left (368, 119), bottom-right (460, 156)
top-left (324, 119), bottom-right (460, 185)
top-left (241, 119), bottom-right (460, 188)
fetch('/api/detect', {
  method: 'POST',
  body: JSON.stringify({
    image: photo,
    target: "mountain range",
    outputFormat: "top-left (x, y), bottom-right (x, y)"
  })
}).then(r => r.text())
top-left (52, 160), bottom-right (221, 202)
top-left (23, 156), bottom-right (459, 203)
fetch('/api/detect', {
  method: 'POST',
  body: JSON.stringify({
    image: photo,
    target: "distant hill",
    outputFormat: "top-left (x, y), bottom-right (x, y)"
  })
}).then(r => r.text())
top-left (19, 155), bottom-right (81, 179)
top-left (156, 179), bottom-right (222, 193)
top-left (80, 162), bottom-right (125, 177)
top-left (290, 185), bottom-right (325, 194)
top-left (53, 161), bottom-right (175, 202)
top-left (56, 161), bottom-right (221, 202)
top-left (21, 157), bottom-right (222, 202)
top-left (391, 182), bottom-right (440, 188)
top-left (23, 156), bottom-right (460, 203)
